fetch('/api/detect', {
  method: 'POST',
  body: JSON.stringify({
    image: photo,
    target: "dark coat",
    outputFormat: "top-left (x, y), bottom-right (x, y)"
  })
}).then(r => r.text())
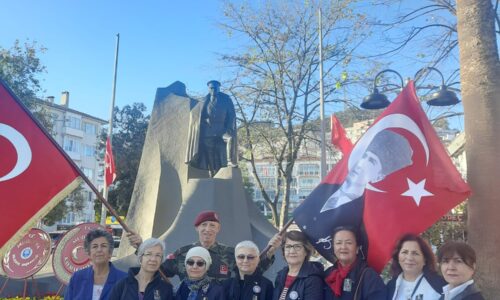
top-left (64, 262), bottom-right (127, 300)
top-left (324, 260), bottom-right (386, 300)
top-left (386, 269), bottom-right (446, 299)
top-left (108, 267), bottom-right (174, 300)
top-left (272, 261), bottom-right (324, 300)
top-left (175, 279), bottom-right (226, 300)
top-left (223, 270), bottom-right (273, 300)
top-left (439, 283), bottom-right (485, 300)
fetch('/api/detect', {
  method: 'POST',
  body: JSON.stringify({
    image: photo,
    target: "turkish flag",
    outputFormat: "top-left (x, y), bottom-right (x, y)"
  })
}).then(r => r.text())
top-left (294, 81), bottom-right (471, 272)
top-left (0, 80), bottom-right (82, 256)
top-left (331, 114), bottom-right (353, 156)
top-left (105, 137), bottom-right (116, 187)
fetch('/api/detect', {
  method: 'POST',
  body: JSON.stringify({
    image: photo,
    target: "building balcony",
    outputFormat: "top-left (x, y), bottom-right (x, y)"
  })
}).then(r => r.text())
top-left (64, 127), bottom-right (84, 138)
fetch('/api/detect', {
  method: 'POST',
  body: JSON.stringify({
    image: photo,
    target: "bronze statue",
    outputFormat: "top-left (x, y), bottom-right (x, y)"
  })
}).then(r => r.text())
top-left (185, 80), bottom-right (237, 176)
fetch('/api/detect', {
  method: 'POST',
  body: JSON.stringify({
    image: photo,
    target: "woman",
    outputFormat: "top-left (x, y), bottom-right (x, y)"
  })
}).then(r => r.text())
top-left (65, 229), bottom-right (127, 300)
top-left (437, 242), bottom-right (484, 300)
top-left (324, 226), bottom-right (386, 300)
top-left (223, 240), bottom-right (273, 300)
top-left (386, 234), bottom-right (446, 300)
top-left (175, 246), bottom-right (226, 300)
top-left (109, 238), bottom-right (174, 300)
top-left (272, 230), bottom-right (324, 300)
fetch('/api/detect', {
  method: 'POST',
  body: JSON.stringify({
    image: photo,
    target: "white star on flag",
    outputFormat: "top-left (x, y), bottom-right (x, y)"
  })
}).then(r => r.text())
top-left (401, 178), bottom-right (434, 206)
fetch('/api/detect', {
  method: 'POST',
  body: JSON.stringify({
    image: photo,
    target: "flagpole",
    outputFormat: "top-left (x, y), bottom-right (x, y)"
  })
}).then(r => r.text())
top-left (318, 7), bottom-right (327, 179)
top-left (101, 33), bottom-right (120, 226)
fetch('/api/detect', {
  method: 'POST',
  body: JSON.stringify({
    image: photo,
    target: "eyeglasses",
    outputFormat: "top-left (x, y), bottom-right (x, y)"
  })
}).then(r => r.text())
top-left (143, 253), bottom-right (163, 260)
top-left (186, 260), bottom-right (206, 267)
top-left (284, 244), bottom-right (304, 252)
top-left (236, 254), bottom-right (256, 261)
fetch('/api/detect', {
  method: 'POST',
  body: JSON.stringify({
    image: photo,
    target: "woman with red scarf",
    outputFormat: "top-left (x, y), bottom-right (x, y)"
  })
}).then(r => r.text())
top-left (324, 226), bottom-right (386, 300)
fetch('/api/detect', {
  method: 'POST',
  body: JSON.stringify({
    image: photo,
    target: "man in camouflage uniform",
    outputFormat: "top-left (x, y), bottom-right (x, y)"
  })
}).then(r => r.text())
top-left (127, 210), bottom-right (281, 283)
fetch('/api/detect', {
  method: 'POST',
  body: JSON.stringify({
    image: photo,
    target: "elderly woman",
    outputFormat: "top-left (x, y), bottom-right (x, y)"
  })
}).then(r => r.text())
top-left (324, 226), bottom-right (385, 300)
top-left (272, 230), bottom-right (324, 300)
top-left (437, 242), bottom-right (484, 300)
top-left (175, 246), bottom-right (226, 300)
top-left (223, 241), bottom-right (273, 300)
top-left (109, 238), bottom-right (173, 300)
top-left (386, 234), bottom-right (446, 300)
top-left (65, 229), bottom-right (127, 300)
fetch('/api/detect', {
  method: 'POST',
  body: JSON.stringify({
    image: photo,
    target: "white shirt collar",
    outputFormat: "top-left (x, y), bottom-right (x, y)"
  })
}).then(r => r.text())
top-left (442, 279), bottom-right (474, 299)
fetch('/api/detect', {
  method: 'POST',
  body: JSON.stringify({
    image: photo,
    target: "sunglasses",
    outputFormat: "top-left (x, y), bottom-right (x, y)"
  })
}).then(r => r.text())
top-left (186, 260), bottom-right (206, 267)
top-left (236, 254), bottom-right (256, 261)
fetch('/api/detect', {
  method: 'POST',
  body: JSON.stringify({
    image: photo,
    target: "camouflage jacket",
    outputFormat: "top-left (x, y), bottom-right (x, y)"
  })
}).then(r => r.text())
top-left (161, 241), bottom-right (274, 283)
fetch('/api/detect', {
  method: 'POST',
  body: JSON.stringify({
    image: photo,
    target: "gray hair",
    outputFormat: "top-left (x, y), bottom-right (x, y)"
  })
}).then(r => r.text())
top-left (235, 240), bottom-right (260, 256)
top-left (84, 229), bottom-right (114, 256)
top-left (138, 238), bottom-right (165, 263)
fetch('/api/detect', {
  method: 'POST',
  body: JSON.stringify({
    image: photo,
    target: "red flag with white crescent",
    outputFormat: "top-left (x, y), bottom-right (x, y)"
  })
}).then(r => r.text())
top-left (0, 80), bottom-right (82, 257)
top-left (105, 137), bottom-right (116, 187)
top-left (294, 81), bottom-right (471, 272)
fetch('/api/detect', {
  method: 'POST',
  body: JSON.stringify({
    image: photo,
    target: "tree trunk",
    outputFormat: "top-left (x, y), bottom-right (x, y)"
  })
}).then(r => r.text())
top-left (456, 0), bottom-right (500, 297)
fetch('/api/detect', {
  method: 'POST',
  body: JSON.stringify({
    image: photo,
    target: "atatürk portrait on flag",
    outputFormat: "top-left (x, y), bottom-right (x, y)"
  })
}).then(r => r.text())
top-left (320, 129), bottom-right (413, 213)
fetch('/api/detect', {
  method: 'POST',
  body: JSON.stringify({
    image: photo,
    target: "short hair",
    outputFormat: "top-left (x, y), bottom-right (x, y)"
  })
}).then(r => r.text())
top-left (84, 229), bottom-right (114, 255)
top-left (138, 238), bottom-right (165, 263)
top-left (437, 241), bottom-right (476, 269)
top-left (390, 233), bottom-right (437, 277)
top-left (332, 226), bottom-right (360, 246)
top-left (282, 230), bottom-right (313, 261)
top-left (235, 240), bottom-right (260, 256)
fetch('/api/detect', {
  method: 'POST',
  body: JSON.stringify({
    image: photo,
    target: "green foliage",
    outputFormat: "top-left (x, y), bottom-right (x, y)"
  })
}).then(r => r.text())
top-left (43, 184), bottom-right (86, 226)
top-left (99, 103), bottom-right (150, 215)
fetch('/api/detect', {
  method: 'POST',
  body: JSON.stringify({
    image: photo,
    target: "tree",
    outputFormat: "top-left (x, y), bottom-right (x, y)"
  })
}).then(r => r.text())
top-left (219, 0), bottom-right (369, 227)
top-left (43, 184), bottom-right (86, 226)
top-left (456, 0), bottom-right (500, 297)
top-left (99, 103), bottom-right (150, 215)
top-left (0, 40), bottom-right (52, 128)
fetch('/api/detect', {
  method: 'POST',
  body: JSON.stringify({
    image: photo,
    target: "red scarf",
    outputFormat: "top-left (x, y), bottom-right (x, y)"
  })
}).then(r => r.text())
top-left (325, 260), bottom-right (356, 297)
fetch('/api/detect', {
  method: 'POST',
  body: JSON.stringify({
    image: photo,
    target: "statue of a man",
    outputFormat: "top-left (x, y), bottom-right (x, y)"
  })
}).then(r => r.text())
top-left (185, 80), bottom-right (237, 176)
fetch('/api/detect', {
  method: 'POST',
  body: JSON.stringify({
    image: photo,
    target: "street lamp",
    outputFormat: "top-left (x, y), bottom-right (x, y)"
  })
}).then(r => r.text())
top-left (361, 67), bottom-right (461, 109)
top-left (361, 69), bottom-right (404, 110)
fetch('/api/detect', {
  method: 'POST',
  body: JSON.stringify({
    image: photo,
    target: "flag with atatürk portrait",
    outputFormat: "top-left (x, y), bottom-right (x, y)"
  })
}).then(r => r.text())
top-left (294, 81), bottom-right (471, 272)
top-left (0, 79), bottom-right (82, 257)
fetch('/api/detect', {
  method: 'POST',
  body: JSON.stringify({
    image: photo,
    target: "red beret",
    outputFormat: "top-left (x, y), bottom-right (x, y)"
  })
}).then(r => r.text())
top-left (194, 210), bottom-right (220, 227)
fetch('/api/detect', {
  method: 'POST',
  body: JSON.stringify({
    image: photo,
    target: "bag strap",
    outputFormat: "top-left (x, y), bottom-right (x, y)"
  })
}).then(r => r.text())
top-left (353, 268), bottom-right (369, 300)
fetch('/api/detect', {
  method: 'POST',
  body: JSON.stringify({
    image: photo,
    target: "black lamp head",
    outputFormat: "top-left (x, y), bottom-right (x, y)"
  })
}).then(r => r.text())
top-left (426, 85), bottom-right (460, 106)
top-left (361, 88), bottom-right (391, 109)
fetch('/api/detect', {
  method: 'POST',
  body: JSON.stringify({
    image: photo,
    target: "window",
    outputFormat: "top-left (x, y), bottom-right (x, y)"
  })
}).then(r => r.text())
top-left (66, 116), bottom-right (81, 130)
top-left (84, 145), bottom-right (95, 157)
top-left (256, 164), bottom-right (276, 177)
top-left (298, 177), bottom-right (319, 188)
top-left (64, 137), bottom-right (80, 153)
top-left (82, 167), bottom-right (94, 179)
top-left (298, 164), bottom-right (320, 176)
top-left (83, 122), bottom-right (97, 135)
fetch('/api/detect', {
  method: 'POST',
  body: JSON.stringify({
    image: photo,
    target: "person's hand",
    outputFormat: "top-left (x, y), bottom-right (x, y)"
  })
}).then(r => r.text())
top-left (126, 230), bottom-right (143, 249)
top-left (266, 233), bottom-right (283, 258)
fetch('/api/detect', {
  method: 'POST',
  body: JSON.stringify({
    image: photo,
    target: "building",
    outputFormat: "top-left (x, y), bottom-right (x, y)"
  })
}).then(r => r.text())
top-left (39, 92), bottom-right (107, 230)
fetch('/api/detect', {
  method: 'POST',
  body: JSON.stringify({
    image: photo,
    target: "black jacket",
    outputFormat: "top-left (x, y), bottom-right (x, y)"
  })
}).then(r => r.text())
top-left (175, 279), bottom-right (226, 300)
top-left (272, 261), bottom-right (324, 300)
top-left (223, 271), bottom-right (273, 300)
top-left (386, 269), bottom-right (446, 299)
top-left (324, 260), bottom-right (386, 300)
top-left (109, 267), bottom-right (174, 300)
top-left (439, 283), bottom-right (485, 300)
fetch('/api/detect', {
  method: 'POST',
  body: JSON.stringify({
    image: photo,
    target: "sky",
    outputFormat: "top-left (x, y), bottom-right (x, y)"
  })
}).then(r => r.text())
top-left (0, 1), bottom-right (232, 120)
top-left (0, 1), bottom-right (465, 130)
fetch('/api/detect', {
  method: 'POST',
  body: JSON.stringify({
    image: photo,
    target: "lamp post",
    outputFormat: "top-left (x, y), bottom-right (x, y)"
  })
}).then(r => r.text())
top-left (360, 67), bottom-right (460, 109)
